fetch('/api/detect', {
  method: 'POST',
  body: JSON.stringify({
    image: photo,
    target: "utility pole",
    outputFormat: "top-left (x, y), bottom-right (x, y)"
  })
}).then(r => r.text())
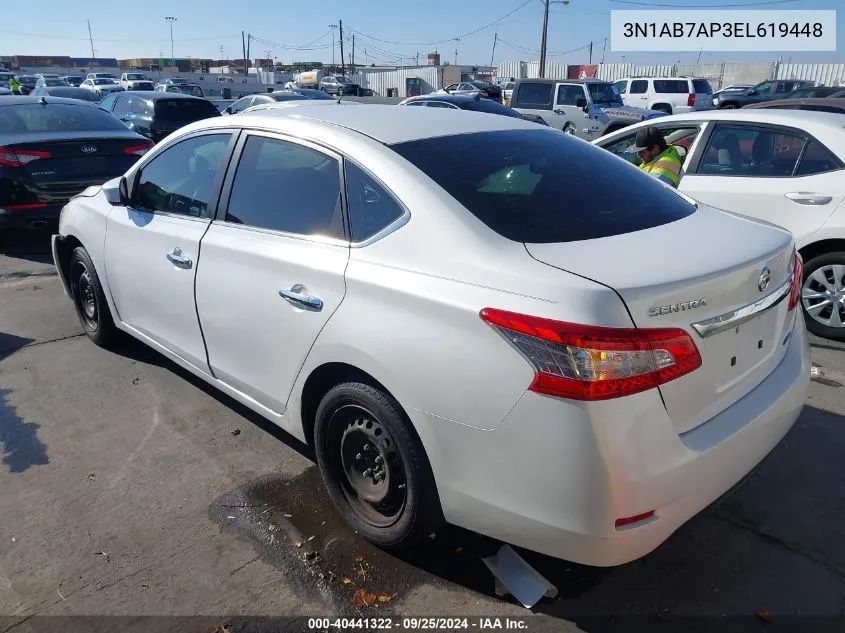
top-left (219, 45), bottom-right (224, 63)
top-left (241, 31), bottom-right (247, 76)
top-left (87, 20), bottom-right (95, 60)
top-left (454, 38), bottom-right (460, 66)
top-left (165, 16), bottom-right (177, 62)
top-left (601, 38), bottom-right (607, 64)
top-left (696, 47), bottom-right (703, 64)
top-left (351, 34), bottom-right (355, 71)
top-left (539, 0), bottom-right (549, 78)
top-left (339, 20), bottom-right (346, 75)
top-left (246, 34), bottom-right (251, 77)
top-left (329, 24), bottom-right (337, 69)
top-left (490, 28), bottom-right (498, 66)
top-left (589, 41), bottom-right (593, 64)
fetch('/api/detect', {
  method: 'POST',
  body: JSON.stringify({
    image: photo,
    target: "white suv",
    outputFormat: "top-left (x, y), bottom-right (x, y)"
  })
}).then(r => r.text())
top-left (613, 76), bottom-right (714, 115)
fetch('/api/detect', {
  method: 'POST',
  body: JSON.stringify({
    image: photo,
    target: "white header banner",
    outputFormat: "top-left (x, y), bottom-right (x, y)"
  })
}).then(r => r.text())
top-left (610, 10), bottom-right (836, 52)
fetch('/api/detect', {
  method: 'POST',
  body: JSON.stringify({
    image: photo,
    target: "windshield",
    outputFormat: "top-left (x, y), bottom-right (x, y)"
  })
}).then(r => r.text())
top-left (93, 79), bottom-right (116, 85)
top-left (51, 88), bottom-right (101, 101)
top-left (172, 85), bottom-right (204, 96)
top-left (18, 76), bottom-right (37, 85)
top-left (390, 129), bottom-right (695, 244)
top-left (462, 99), bottom-right (522, 117)
top-left (154, 99), bottom-right (220, 121)
top-left (169, 78), bottom-right (190, 84)
top-left (299, 89), bottom-right (334, 100)
top-left (587, 83), bottom-right (622, 105)
top-left (126, 74), bottom-right (146, 80)
top-left (271, 93), bottom-right (310, 101)
top-left (0, 103), bottom-right (130, 132)
top-left (42, 78), bottom-right (64, 86)
top-left (64, 76), bottom-right (84, 86)
top-left (336, 77), bottom-right (352, 84)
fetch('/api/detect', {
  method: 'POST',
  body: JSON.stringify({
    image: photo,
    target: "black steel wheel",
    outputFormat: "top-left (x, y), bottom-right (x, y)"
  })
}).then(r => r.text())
top-left (314, 382), bottom-right (443, 549)
top-left (68, 246), bottom-right (119, 347)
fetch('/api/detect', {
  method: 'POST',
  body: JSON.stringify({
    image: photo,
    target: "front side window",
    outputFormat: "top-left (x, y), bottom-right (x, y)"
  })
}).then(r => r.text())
top-left (98, 93), bottom-right (118, 111)
top-left (133, 134), bottom-right (232, 217)
top-left (344, 161), bottom-right (405, 241)
top-left (391, 129), bottom-right (696, 244)
top-left (754, 82), bottom-right (774, 95)
top-left (697, 124), bottom-right (811, 176)
top-left (614, 80), bottom-right (627, 95)
top-left (600, 125), bottom-right (701, 166)
top-left (556, 85), bottom-right (586, 106)
top-left (225, 136), bottom-right (343, 238)
top-left (231, 97), bottom-right (254, 113)
top-left (630, 80), bottom-right (648, 94)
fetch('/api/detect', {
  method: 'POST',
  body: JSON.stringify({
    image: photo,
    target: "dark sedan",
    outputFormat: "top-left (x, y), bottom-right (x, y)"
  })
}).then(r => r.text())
top-left (742, 98), bottom-right (845, 114)
top-left (98, 91), bottom-right (221, 143)
top-left (0, 96), bottom-right (153, 231)
top-left (30, 86), bottom-right (102, 104)
top-left (286, 88), bottom-right (336, 100)
top-left (398, 94), bottom-right (548, 125)
top-left (15, 75), bottom-right (39, 95)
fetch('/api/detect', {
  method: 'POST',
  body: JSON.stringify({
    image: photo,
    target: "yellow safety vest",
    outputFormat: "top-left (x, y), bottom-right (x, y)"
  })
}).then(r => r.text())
top-left (639, 145), bottom-right (683, 188)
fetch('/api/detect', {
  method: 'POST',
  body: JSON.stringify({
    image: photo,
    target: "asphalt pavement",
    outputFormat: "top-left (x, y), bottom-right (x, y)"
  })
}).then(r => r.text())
top-left (1, 232), bottom-right (844, 633)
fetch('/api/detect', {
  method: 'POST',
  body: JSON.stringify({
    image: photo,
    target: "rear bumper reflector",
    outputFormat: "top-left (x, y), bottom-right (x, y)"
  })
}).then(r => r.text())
top-left (615, 510), bottom-right (656, 529)
top-left (2, 202), bottom-right (47, 211)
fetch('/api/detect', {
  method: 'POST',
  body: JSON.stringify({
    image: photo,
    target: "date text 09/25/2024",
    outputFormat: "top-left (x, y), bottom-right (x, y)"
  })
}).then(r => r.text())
top-left (622, 22), bottom-right (823, 38)
top-left (307, 618), bottom-right (528, 630)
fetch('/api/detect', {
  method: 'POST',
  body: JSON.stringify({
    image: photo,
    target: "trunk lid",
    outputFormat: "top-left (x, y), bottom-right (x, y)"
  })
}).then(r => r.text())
top-left (525, 205), bottom-right (797, 434)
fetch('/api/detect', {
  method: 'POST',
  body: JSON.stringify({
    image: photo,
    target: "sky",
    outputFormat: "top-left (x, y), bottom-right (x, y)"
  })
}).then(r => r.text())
top-left (1, 0), bottom-right (842, 67)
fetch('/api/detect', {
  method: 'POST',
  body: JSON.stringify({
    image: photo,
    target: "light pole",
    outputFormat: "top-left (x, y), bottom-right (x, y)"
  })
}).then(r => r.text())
top-left (539, 0), bottom-right (569, 79)
top-left (165, 16), bottom-right (177, 62)
top-left (329, 24), bottom-right (338, 70)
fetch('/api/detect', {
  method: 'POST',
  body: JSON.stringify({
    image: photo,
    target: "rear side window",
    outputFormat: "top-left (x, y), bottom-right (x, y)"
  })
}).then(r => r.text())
top-left (344, 161), bottom-right (405, 241)
top-left (653, 80), bottom-right (689, 94)
top-left (515, 83), bottom-right (552, 108)
top-left (630, 80), bottom-right (648, 94)
top-left (0, 103), bottom-right (128, 133)
top-left (390, 129), bottom-right (696, 244)
top-left (154, 99), bottom-right (219, 121)
top-left (692, 79), bottom-right (712, 94)
top-left (795, 140), bottom-right (844, 176)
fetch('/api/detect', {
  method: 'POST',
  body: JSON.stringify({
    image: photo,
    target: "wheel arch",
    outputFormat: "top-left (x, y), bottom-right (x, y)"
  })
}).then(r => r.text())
top-left (798, 238), bottom-right (845, 266)
top-left (651, 103), bottom-right (672, 113)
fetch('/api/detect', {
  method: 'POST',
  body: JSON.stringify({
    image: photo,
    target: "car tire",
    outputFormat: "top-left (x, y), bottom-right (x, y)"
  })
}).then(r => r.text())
top-left (314, 381), bottom-right (443, 550)
top-left (562, 123), bottom-right (577, 136)
top-left (652, 104), bottom-right (672, 115)
top-left (800, 251), bottom-right (845, 342)
top-left (719, 103), bottom-right (737, 109)
top-left (68, 246), bottom-right (120, 348)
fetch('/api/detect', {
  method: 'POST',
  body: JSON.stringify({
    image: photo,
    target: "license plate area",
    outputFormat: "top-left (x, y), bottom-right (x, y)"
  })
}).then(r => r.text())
top-left (715, 305), bottom-right (787, 394)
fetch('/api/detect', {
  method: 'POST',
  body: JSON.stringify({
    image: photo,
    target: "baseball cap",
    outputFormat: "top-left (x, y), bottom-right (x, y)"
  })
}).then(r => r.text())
top-left (627, 126), bottom-right (665, 153)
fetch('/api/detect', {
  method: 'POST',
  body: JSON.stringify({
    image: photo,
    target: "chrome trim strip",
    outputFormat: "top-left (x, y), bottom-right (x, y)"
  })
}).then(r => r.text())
top-left (690, 276), bottom-right (791, 339)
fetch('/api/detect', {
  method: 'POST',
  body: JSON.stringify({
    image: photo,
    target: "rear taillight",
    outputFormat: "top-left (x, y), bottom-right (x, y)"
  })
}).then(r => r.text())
top-left (480, 308), bottom-right (702, 401)
top-left (2, 202), bottom-right (46, 211)
top-left (124, 142), bottom-right (154, 156)
top-left (788, 249), bottom-right (803, 312)
top-left (0, 148), bottom-right (52, 167)
top-left (687, 93), bottom-right (695, 107)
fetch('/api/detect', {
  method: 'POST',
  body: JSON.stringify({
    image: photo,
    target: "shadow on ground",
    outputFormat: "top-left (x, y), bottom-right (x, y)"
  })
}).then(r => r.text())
top-left (113, 335), bottom-right (845, 630)
top-left (0, 229), bottom-right (54, 266)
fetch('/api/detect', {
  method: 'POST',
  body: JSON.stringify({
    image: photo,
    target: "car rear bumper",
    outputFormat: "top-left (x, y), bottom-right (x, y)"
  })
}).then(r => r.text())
top-left (420, 311), bottom-right (810, 566)
top-left (0, 204), bottom-right (61, 231)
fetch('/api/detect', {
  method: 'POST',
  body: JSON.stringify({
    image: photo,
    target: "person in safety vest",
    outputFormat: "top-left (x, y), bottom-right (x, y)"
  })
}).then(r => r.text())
top-left (9, 76), bottom-right (21, 94)
top-left (629, 126), bottom-right (683, 188)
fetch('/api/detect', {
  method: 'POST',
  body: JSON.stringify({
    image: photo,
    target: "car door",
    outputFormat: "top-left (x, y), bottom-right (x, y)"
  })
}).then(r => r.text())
top-left (511, 81), bottom-right (554, 124)
top-left (680, 122), bottom-right (845, 241)
top-left (596, 121), bottom-right (707, 169)
top-left (104, 131), bottom-right (237, 373)
top-left (628, 79), bottom-right (649, 107)
top-left (111, 95), bottom-right (131, 125)
top-left (550, 83), bottom-right (590, 134)
top-left (98, 92), bottom-right (119, 113)
top-left (194, 132), bottom-right (349, 413)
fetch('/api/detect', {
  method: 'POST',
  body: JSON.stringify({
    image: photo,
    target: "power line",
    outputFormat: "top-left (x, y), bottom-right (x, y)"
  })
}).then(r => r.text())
top-left (610, 0), bottom-right (797, 6)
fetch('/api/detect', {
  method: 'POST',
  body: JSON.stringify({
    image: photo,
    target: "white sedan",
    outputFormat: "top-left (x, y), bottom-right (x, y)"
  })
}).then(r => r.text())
top-left (52, 105), bottom-right (809, 567)
top-left (595, 109), bottom-right (845, 341)
top-left (80, 77), bottom-right (124, 97)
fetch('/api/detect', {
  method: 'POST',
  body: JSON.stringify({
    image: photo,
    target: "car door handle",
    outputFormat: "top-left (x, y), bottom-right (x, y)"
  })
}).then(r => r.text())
top-left (553, 108), bottom-right (565, 114)
top-left (166, 247), bottom-right (193, 269)
top-left (279, 285), bottom-right (323, 311)
top-left (785, 192), bottom-right (833, 205)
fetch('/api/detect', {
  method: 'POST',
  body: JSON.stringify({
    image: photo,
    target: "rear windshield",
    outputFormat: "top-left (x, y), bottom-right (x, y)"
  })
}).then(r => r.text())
top-left (49, 88), bottom-right (100, 101)
top-left (0, 103), bottom-right (129, 132)
top-left (154, 99), bottom-right (219, 121)
top-left (515, 82), bottom-right (553, 107)
top-left (125, 74), bottom-right (146, 80)
top-left (390, 129), bottom-right (696, 243)
top-left (93, 79), bottom-right (116, 85)
top-left (692, 79), bottom-right (712, 94)
top-left (42, 78), bottom-right (64, 86)
top-left (461, 99), bottom-right (522, 117)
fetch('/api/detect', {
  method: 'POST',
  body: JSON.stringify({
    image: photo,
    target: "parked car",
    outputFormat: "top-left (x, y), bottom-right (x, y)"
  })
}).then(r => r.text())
top-left (501, 81), bottom-right (515, 105)
top-left (51, 103), bottom-right (809, 567)
top-left (86, 72), bottom-right (118, 82)
top-left (154, 83), bottom-right (205, 97)
top-left (713, 79), bottom-right (815, 109)
top-left (286, 88), bottom-right (337, 101)
top-left (437, 80), bottom-right (503, 103)
top-left (30, 86), bottom-right (102, 104)
top-left (155, 78), bottom-right (192, 89)
top-left (223, 91), bottom-right (311, 114)
top-left (0, 87), bottom-right (12, 96)
top-left (15, 75), bottom-right (39, 95)
top-left (613, 76), bottom-right (714, 115)
top-left (213, 99), bottom-right (235, 113)
top-left (594, 109), bottom-right (845, 340)
top-left (119, 73), bottom-right (156, 91)
top-left (743, 98), bottom-right (845, 114)
top-left (81, 77), bottom-right (124, 97)
top-left (98, 91), bottom-right (221, 143)
top-left (509, 78), bottom-right (664, 140)
top-left (774, 86), bottom-right (845, 100)
top-left (319, 75), bottom-right (361, 96)
top-left (35, 77), bottom-right (66, 88)
top-left (0, 96), bottom-right (152, 231)
top-left (399, 93), bottom-right (547, 125)
top-left (61, 75), bottom-right (85, 87)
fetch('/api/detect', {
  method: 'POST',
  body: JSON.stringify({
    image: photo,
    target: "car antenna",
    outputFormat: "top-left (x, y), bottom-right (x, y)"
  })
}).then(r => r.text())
top-left (39, 96), bottom-right (47, 106)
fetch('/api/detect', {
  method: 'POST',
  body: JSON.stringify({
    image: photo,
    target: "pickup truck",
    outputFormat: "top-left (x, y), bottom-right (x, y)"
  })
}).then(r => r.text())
top-left (119, 73), bottom-right (156, 91)
top-left (509, 78), bottom-right (664, 140)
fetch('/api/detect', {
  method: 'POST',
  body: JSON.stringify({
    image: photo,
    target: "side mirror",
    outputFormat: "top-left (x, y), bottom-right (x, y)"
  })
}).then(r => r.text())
top-left (748, 89), bottom-right (758, 96)
top-left (576, 97), bottom-right (588, 110)
top-left (118, 176), bottom-right (130, 205)
top-left (224, 106), bottom-right (233, 114)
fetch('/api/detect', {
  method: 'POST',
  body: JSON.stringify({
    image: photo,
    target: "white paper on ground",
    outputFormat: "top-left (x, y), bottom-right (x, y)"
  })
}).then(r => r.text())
top-left (481, 544), bottom-right (559, 608)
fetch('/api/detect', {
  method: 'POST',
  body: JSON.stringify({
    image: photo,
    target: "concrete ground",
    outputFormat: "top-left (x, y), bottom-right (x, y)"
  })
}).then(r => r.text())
top-left (1, 232), bottom-right (844, 633)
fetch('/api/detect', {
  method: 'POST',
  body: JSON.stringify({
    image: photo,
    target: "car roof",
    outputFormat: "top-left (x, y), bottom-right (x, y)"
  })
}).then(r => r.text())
top-left (637, 108), bottom-right (845, 132)
top-left (0, 95), bottom-right (104, 107)
top-left (514, 78), bottom-right (607, 85)
top-left (111, 91), bottom-right (209, 101)
top-left (744, 98), bottom-right (845, 110)
top-left (406, 94), bottom-right (491, 104)
top-left (192, 102), bottom-right (538, 144)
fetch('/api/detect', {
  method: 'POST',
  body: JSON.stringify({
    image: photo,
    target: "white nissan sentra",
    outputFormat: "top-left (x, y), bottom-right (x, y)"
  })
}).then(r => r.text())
top-left (52, 104), bottom-right (810, 566)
